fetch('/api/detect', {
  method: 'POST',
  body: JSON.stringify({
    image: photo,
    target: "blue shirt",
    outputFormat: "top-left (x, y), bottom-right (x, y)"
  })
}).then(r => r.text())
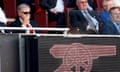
top-left (100, 11), bottom-right (111, 23)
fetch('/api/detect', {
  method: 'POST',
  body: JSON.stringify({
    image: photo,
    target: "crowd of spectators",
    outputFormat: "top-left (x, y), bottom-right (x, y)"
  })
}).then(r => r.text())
top-left (1, 0), bottom-right (120, 35)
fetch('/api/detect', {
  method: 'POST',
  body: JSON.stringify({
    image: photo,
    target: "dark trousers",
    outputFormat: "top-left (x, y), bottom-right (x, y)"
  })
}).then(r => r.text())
top-left (0, 22), bottom-right (5, 33)
top-left (48, 11), bottom-right (66, 28)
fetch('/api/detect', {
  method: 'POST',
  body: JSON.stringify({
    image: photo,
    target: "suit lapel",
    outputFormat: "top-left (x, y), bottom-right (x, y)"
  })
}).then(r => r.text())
top-left (79, 10), bottom-right (87, 21)
top-left (78, 10), bottom-right (88, 30)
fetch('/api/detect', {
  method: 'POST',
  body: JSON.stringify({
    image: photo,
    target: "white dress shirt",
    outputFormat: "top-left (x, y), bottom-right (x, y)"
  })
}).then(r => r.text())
top-left (20, 18), bottom-right (35, 34)
top-left (0, 7), bottom-right (7, 24)
top-left (51, 0), bottom-right (64, 13)
top-left (82, 10), bottom-right (99, 31)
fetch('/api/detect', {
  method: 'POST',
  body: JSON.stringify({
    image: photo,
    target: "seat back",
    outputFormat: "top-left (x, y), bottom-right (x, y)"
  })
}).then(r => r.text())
top-left (65, 7), bottom-right (74, 27)
top-left (3, 0), bottom-right (17, 18)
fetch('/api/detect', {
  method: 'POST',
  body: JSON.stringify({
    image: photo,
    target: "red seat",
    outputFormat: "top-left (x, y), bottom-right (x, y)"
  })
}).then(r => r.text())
top-left (3, 0), bottom-right (17, 18)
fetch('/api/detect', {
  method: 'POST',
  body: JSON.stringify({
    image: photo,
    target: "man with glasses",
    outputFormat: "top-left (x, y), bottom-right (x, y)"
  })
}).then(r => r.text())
top-left (102, 7), bottom-right (120, 34)
top-left (69, 0), bottom-right (102, 34)
top-left (9, 3), bottom-right (39, 33)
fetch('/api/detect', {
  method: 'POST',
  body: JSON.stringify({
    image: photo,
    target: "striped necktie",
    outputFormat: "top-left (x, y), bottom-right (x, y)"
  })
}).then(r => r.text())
top-left (84, 10), bottom-right (96, 31)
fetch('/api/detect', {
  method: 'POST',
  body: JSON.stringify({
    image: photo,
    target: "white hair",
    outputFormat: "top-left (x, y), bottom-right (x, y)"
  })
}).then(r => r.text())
top-left (17, 3), bottom-right (30, 11)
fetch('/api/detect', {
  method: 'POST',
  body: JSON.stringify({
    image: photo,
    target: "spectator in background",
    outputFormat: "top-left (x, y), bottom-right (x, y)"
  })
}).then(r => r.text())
top-left (0, 7), bottom-right (7, 33)
top-left (9, 3), bottom-right (39, 34)
top-left (102, 7), bottom-right (120, 34)
top-left (68, 0), bottom-right (103, 34)
top-left (40, 0), bottom-right (66, 29)
top-left (99, 0), bottom-right (114, 23)
top-left (0, 7), bottom-right (7, 25)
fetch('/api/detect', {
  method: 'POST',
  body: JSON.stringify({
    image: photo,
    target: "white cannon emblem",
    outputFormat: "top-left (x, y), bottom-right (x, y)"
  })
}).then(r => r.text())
top-left (50, 43), bottom-right (116, 72)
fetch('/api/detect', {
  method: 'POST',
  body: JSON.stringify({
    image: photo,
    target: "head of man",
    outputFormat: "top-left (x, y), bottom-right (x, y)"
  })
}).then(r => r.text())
top-left (17, 3), bottom-right (31, 21)
top-left (103, 0), bottom-right (114, 11)
top-left (109, 7), bottom-right (120, 23)
top-left (76, 0), bottom-right (88, 10)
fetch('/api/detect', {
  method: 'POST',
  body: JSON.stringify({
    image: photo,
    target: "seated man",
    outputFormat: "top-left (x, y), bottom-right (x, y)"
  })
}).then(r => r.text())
top-left (40, 0), bottom-right (66, 28)
top-left (68, 0), bottom-right (103, 34)
top-left (101, 7), bottom-right (120, 35)
top-left (9, 3), bottom-right (39, 33)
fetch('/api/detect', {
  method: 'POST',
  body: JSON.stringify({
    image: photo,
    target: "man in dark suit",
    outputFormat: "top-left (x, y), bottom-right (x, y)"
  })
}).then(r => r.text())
top-left (40, 0), bottom-right (66, 28)
top-left (101, 7), bottom-right (120, 35)
top-left (9, 3), bottom-right (39, 33)
top-left (68, 0), bottom-right (102, 34)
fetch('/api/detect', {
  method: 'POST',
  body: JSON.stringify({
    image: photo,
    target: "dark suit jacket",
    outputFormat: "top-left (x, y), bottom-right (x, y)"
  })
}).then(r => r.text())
top-left (40, 0), bottom-right (57, 10)
top-left (101, 21), bottom-right (119, 35)
top-left (0, 22), bottom-right (9, 33)
top-left (0, 22), bottom-right (6, 27)
top-left (88, 0), bottom-right (97, 10)
top-left (69, 8), bottom-right (102, 34)
top-left (9, 17), bottom-right (39, 33)
top-left (66, 0), bottom-right (76, 8)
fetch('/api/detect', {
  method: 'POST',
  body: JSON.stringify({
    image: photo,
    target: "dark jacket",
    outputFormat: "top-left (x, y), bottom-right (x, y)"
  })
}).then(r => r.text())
top-left (0, 22), bottom-right (8, 33)
top-left (9, 17), bottom-right (39, 33)
top-left (40, 0), bottom-right (57, 10)
top-left (101, 21), bottom-right (119, 35)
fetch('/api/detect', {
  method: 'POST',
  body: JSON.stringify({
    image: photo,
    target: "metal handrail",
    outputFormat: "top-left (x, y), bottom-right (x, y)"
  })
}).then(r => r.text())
top-left (0, 27), bottom-right (69, 31)
top-left (0, 27), bottom-right (69, 36)
top-left (1, 27), bottom-right (120, 37)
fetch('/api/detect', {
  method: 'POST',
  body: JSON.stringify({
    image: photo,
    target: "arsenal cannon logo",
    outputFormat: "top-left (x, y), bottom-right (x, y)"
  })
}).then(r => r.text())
top-left (50, 43), bottom-right (116, 72)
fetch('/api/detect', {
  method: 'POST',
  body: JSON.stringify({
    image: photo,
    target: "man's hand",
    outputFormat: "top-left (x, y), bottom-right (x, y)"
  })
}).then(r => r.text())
top-left (50, 9), bottom-right (59, 14)
top-left (20, 13), bottom-right (30, 26)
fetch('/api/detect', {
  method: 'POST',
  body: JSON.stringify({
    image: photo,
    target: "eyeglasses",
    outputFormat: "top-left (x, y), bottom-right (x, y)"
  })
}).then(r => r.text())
top-left (21, 12), bottom-right (31, 14)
